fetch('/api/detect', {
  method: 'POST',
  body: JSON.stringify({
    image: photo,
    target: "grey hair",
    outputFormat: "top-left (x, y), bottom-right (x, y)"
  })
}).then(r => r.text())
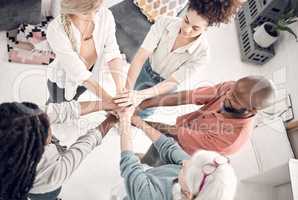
top-left (60, 14), bottom-right (77, 51)
top-left (173, 150), bottom-right (237, 200)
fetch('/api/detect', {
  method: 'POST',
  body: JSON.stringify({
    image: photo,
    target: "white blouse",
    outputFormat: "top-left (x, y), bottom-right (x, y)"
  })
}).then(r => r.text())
top-left (47, 7), bottom-right (121, 100)
top-left (141, 16), bottom-right (210, 84)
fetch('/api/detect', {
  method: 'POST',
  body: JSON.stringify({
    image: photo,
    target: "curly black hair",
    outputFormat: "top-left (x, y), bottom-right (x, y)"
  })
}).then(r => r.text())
top-left (188, 0), bottom-right (243, 26)
top-left (0, 102), bottom-right (49, 200)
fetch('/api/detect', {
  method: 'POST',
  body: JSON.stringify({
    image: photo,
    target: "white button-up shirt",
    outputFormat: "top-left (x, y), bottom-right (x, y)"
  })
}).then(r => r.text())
top-left (47, 7), bottom-right (121, 100)
top-left (141, 16), bottom-right (210, 84)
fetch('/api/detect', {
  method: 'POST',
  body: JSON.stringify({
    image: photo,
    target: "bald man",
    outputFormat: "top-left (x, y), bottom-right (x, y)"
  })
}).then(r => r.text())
top-left (135, 76), bottom-right (275, 166)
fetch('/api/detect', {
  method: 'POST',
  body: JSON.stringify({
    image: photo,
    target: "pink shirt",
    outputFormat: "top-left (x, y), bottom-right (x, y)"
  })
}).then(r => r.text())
top-left (176, 82), bottom-right (255, 156)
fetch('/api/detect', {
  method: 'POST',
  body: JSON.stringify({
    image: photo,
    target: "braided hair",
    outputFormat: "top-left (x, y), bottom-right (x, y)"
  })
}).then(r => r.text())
top-left (61, 14), bottom-right (77, 52)
top-left (188, 0), bottom-right (244, 26)
top-left (59, 0), bottom-right (102, 52)
top-left (0, 102), bottom-right (49, 200)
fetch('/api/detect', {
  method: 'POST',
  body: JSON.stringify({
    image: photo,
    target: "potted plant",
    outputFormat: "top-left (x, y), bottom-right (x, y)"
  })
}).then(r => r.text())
top-left (253, 4), bottom-right (298, 48)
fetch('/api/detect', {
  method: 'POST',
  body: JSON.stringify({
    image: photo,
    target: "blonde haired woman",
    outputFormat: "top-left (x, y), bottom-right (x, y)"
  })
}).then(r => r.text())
top-left (47, 0), bottom-right (124, 104)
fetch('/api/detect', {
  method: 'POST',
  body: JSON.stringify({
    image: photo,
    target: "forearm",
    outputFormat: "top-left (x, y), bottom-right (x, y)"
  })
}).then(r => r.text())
top-left (138, 77), bottom-right (178, 101)
top-left (48, 130), bottom-right (102, 186)
top-left (125, 48), bottom-right (150, 90)
top-left (146, 121), bottom-right (176, 135)
top-left (97, 115), bottom-right (118, 137)
top-left (108, 58), bottom-right (126, 93)
top-left (133, 119), bottom-right (162, 142)
top-left (125, 61), bottom-right (144, 90)
top-left (84, 78), bottom-right (113, 101)
top-left (79, 101), bottom-right (118, 116)
top-left (120, 119), bottom-right (134, 152)
top-left (139, 90), bottom-right (191, 110)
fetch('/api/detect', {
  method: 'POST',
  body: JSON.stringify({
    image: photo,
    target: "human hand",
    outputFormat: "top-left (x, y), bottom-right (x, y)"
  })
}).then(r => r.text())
top-left (133, 105), bottom-right (143, 116)
top-left (131, 115), bottom-right (144, 128)
top-left (113, 90), bottom-right (145, 108)
top-left (116, 87), bottom-right (126, 97)
top-left (105, 113), bottom-right (119, 124)
top-left (98, 113), bottom-right (118, 136)
top-left (108, 110), bottom-right (120, 119)
top-left (118, 106), bottom-right (136, 122)
top-left (108, 106), bottom-right (130, 120)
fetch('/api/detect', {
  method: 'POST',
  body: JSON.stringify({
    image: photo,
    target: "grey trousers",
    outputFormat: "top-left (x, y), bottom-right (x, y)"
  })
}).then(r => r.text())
top-left (134, 61), bottom-right (165, 118)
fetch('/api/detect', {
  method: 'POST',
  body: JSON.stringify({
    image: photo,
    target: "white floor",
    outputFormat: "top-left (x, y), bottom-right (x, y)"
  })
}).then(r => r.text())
top-left (0, 0), bottom-right (295, 199)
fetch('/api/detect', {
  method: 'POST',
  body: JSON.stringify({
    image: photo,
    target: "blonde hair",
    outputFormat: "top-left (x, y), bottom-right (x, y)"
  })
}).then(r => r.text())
top-left (173, 150), bottom-right (237, 200)
top-left (60, 0), bottom-right (101, 51)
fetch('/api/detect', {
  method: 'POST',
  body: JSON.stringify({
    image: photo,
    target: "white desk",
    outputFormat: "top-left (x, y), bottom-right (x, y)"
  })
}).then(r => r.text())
top-left (230, 118), bottom-right (294, 185)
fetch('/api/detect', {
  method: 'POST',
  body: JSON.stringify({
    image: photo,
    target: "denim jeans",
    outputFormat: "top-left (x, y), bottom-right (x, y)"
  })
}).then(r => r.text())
top-left (28, 187), bottom-right (61, 200)
top-left (134, 61), bottom-right (165, 90)
top-left (47, 80), bottom-right (87, 104)
top-left (134, 61), bottom-right (165, 118)
top-left (47, 65), bottom-right (94, 104)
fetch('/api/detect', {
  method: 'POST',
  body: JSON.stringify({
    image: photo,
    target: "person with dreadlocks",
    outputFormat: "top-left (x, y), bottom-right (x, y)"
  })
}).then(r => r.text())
top-left (0, 100), bottom-right (118, 200)
top-left (114, 0), bottom-right (245, 117)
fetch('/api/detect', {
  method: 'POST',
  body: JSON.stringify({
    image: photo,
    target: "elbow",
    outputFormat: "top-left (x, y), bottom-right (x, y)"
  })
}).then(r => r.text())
top-left (107, 57), bottom-right (121, 65)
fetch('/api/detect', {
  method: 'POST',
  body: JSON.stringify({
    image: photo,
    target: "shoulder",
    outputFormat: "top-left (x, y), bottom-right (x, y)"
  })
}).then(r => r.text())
top-left (48, 15), bottom-right (62, 30)
top-left (156, 15), bottom-right (179, 25)
top-left (222, 81), bottom-right (236, 89)
top-left (47, 15), bottom-right (65, 35)
top-left (193, 81), bottom-right (234, 99)
top-left (200, 34), bottom-right (209, 51)
top-left (156, 15), bottom-right (178, 22)
top-left (38, 144), bottom-right (60, 165)
top-left (191, 34), bottom-right (210, 57)
top-left (218, 81), bottom-right (236, 94)
top-left (96, 7), bottom-right (115, 21)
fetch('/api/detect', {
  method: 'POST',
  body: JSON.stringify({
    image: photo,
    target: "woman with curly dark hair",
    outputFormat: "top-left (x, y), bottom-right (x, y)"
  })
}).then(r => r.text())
top-left (0, 101), bottom-right (117, 200)
top-left (114, 0), bottom-right (245, 117)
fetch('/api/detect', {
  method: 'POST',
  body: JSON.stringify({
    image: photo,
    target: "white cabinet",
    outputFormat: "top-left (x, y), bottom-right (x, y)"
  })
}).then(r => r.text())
top-left (230, 140), bottom-right (260, 180)
top-left (230, 118), bottom-right (294, 185)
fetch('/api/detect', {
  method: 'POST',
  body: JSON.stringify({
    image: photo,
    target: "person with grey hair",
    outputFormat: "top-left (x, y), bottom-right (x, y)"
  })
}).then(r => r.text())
top-left (118, 107), bottom-right (237, 200)
top-left (47, 0), bottom-right (125, 103)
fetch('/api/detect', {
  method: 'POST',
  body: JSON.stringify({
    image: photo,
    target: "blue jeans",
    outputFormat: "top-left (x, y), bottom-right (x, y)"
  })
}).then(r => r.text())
top-left (47, 80), bottom-right (86, 104)
top-left (134, 61), bottom-right (164, 118)
top-left (28, 187), bottom-right (61, 200)
top-left (134, 61), bottom-right (165, 90)
top-left (47, 65), bottom-right (94, 104)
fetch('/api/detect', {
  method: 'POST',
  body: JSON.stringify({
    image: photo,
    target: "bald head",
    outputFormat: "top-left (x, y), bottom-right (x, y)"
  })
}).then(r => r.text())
top-left (234, 76), bottom-right (275, 111)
